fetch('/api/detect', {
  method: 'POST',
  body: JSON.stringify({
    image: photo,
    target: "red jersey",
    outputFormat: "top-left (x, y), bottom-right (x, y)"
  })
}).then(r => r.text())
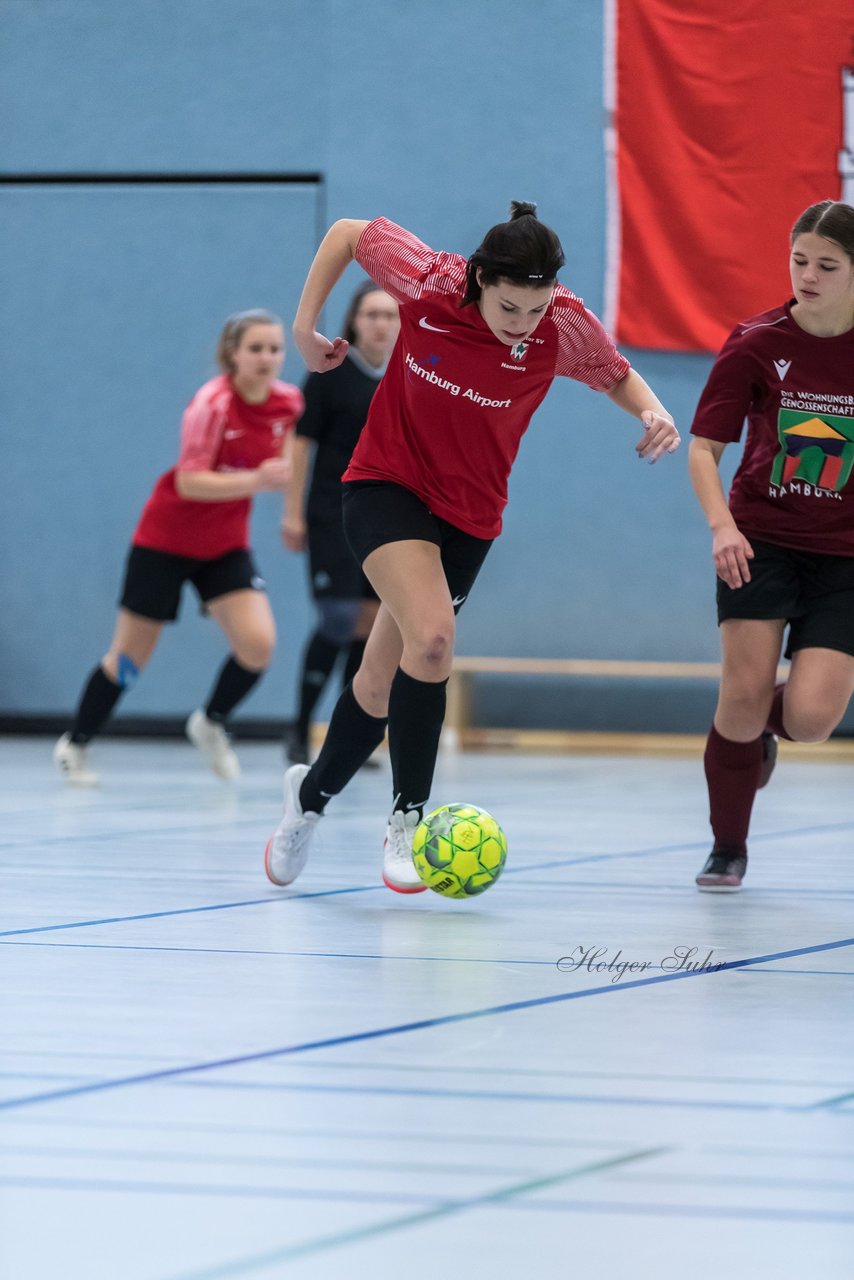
top-left (691, 303), bottom-right (854, 556)
top-left (133, 375), bottom-right (303, 559)
top-left (344, 218), bottom-right (630, 538)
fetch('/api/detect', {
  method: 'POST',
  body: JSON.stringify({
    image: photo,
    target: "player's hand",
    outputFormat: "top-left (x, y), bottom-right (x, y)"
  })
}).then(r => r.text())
top-left (636, 412), bottom-right (681, 463)
top-left (712, 524), bottom-right (754, 589)
top-left (281, 513), bottom-right (307, 551)
top-left (255, 457), bottom-right (292, 492)
top-left (294, 329), bottom-right (350, 373)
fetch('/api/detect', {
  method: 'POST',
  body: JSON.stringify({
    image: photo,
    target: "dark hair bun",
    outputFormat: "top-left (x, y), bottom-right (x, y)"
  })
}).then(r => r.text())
top-left (509, 200), bottom-right (538, 220)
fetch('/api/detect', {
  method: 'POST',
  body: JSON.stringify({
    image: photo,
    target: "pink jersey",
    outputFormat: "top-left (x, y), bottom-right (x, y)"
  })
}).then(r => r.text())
top-left (691, 303), bottom-right (854, 556)
top-left (133, 375), bottom-right (303, 559)
top-left (344, 218), bottom-right (630, 538)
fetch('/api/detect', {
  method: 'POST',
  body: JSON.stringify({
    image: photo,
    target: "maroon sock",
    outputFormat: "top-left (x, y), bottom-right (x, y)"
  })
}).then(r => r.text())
top-left (765, 682), bottom-right (794, 741)
top-left (703, 725), bottom-right (763, 850)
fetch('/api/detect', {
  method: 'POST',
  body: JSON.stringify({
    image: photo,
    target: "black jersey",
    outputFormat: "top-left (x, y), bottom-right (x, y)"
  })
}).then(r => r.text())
top-left (297, 354), bottom-right (383, 520)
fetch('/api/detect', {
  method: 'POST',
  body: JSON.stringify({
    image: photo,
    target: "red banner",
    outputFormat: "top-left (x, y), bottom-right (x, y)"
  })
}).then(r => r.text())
top-left (605, 2), bottom-right (854, 352)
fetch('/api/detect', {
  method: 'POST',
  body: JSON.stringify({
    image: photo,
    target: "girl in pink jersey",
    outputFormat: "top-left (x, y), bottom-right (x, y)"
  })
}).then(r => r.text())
top-left (54, 310), bottom-right (303, 786)
top-left (690, 200), bottom-right (854, 891)
top-left (265, 203), bottom-right (680, 893)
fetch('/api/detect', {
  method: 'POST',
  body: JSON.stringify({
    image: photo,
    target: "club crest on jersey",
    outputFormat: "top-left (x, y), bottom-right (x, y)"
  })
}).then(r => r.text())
top-left (510, 341), bottom-right (529, 363)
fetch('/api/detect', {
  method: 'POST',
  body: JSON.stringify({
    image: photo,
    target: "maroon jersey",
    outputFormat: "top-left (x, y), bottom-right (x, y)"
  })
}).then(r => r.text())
top-left (134, 375), bottom-right (303, 558)
top-left (344, 218), bottom-right (629, 538)
top-left (691, 302), bottom-right (854, 555)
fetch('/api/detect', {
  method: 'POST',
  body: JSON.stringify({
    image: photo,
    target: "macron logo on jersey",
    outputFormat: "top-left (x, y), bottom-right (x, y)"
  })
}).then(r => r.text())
top-left (773, 359), bottom-right (792, 382)
top-left (419, 316), bottom-right (451, 334)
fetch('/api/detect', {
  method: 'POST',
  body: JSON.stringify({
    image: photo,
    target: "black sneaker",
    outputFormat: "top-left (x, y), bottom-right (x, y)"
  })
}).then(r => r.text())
top-left (758, 731), bottom-right (778, 789)
top-left (695, 846), bottom-right (747, 893)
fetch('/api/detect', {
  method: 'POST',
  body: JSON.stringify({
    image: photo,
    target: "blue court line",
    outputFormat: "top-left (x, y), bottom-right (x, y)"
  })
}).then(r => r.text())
top-left (163, 1148), bottom-right (666, 1280)
top-left (1, 934), bottom-right (852, 1113)
top-left (0, 1144), bottom-right (531, 1177)
top-left (4, 816), bottom-right (853, 941)
top-left (173, 1076), bottom-right (826, 1116)
top-left (510, 1197), bottom-right (854, 1225)
top-left (508, 819), bottom-right (854, 875)
top-left (0, 1174), bottom-right (445, 1207)
top-left (2, 939), bottom-right (852, 982)
top-left (0, 883), bottom-right (379, 939)
top-left (810, 1090), bottom-right (854, 1110)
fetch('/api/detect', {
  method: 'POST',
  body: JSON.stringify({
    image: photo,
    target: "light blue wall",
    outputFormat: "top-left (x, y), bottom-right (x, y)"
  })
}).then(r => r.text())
top-left (2, 1), bottom-right (821, 731)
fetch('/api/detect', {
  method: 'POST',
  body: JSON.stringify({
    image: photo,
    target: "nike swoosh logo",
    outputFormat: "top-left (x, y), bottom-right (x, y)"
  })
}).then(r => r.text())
top-left (223, 429), bottom-right (244, 439)
top-left (419, 317), bottom-right (450, 333)
top-left (451, 595), bottom-right (467, 607)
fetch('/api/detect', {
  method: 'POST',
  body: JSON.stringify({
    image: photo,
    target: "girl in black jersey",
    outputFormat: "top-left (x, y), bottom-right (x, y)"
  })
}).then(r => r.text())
top-left (282, 282), bottom-right (399, 764)
top-left (690, 200), bottom-right (854, 891)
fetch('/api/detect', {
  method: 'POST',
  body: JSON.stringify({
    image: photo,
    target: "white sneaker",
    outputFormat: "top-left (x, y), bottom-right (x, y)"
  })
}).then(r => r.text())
top-left (53, 733), bottom-right (99, 787)
top-left (383, 809), bottom-right (427, 894)
top-left (186, 709), bottom-right (240, 780)
top-left (265, 764), bottom-right (320, 887)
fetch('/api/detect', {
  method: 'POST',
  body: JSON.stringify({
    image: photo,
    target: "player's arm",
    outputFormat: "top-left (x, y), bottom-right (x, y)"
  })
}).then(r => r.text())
top-left (175, 459), bottom-right (291, 501)
top-left (689, 436), bottom-right (753, 588)
top-left (606, 368), bottom-right (680, 462)
top-left (281, 434), bottom-right (312, 550)
top-left (293, 219), bottom-right (371, 373)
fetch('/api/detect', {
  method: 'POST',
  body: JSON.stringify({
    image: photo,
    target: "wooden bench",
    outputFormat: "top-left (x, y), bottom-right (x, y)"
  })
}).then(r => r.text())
top-left (444, 656), bottom-right (789, 753)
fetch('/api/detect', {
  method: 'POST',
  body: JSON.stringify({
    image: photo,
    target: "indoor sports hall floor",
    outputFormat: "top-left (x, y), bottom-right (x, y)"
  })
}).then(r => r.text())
top-left (1, 735), bottom-right (853, 1280)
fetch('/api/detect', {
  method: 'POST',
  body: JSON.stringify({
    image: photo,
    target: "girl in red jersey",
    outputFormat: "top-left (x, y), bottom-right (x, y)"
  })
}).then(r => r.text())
top-left (265, 203), bottom-right (680, 893)
top-left (690, 200), bottom-right (854, 891)
top-left (54, 310), bottom-right (304, 786)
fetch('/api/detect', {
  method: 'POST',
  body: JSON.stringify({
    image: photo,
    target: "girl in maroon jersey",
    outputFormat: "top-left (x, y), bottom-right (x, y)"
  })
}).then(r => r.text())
top-left (690, 200), bottom-right (854, 891)
top-left (54, 310), bottom-right (303, 786)
top-left (265, 203), bottom-right (680, 894)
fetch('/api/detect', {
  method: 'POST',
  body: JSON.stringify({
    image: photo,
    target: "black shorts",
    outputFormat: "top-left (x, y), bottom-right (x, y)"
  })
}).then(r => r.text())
top-left (307, 510), bottom-right (377, 602)
top-left (120, 546), bottom-right (265, 623)
top-left (717, 537), bottom-right (854, 658)
top-left (342, 481), bottom-right (493, 613)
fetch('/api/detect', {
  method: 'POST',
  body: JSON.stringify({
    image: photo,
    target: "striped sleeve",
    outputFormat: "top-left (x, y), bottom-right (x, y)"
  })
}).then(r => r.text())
top-left (176, 382), bottom-right (230, 472)
top-left (551, 286), bottom-right (630, 390)
top-left (354, 218), bottom-right (466, 305)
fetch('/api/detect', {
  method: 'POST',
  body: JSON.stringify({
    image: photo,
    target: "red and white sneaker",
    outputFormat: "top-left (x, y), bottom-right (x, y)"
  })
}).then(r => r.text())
top-left (265, 764), bottom-right (319, 887)
top-left (382, 810), bottom-right (427, 894)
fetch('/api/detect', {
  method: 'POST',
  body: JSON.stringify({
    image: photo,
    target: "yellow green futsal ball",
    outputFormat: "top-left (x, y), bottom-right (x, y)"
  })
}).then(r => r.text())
top-left (412, 804), bottom-right (507, 898)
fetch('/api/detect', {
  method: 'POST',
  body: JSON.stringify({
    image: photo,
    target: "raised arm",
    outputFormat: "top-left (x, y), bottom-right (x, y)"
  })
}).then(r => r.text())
top-left (606, 368), bottom-right (680, 463)
top-left (293, 219), bottom-right (371, 373)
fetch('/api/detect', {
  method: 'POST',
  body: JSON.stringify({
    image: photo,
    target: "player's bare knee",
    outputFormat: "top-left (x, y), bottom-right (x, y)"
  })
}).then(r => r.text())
top-left (408, 626), bottom-right (454, 674)
top-left (235, 634), bottom-right (274, 671)
top-left (102, 652), bottom-right (144, 688)
top-left (783, 705), bottom-right (839, 744)
top-left (717, 686), bottom-right (771, 736)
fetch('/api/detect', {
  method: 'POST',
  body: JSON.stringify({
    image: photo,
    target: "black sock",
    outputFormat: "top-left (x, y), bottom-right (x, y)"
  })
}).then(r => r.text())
top-left (70, 666), bottom-right (124, 744)
top-left (205, 656), bottom-right (262, 724)
top-left (299, 681), bottom-right (387, 814)
top-left (296, 632), bottom-right (341, 741)
top-left (388, 667), bottom-right (447, 818)
top-left (342, 637), bottom-right (366, 687)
